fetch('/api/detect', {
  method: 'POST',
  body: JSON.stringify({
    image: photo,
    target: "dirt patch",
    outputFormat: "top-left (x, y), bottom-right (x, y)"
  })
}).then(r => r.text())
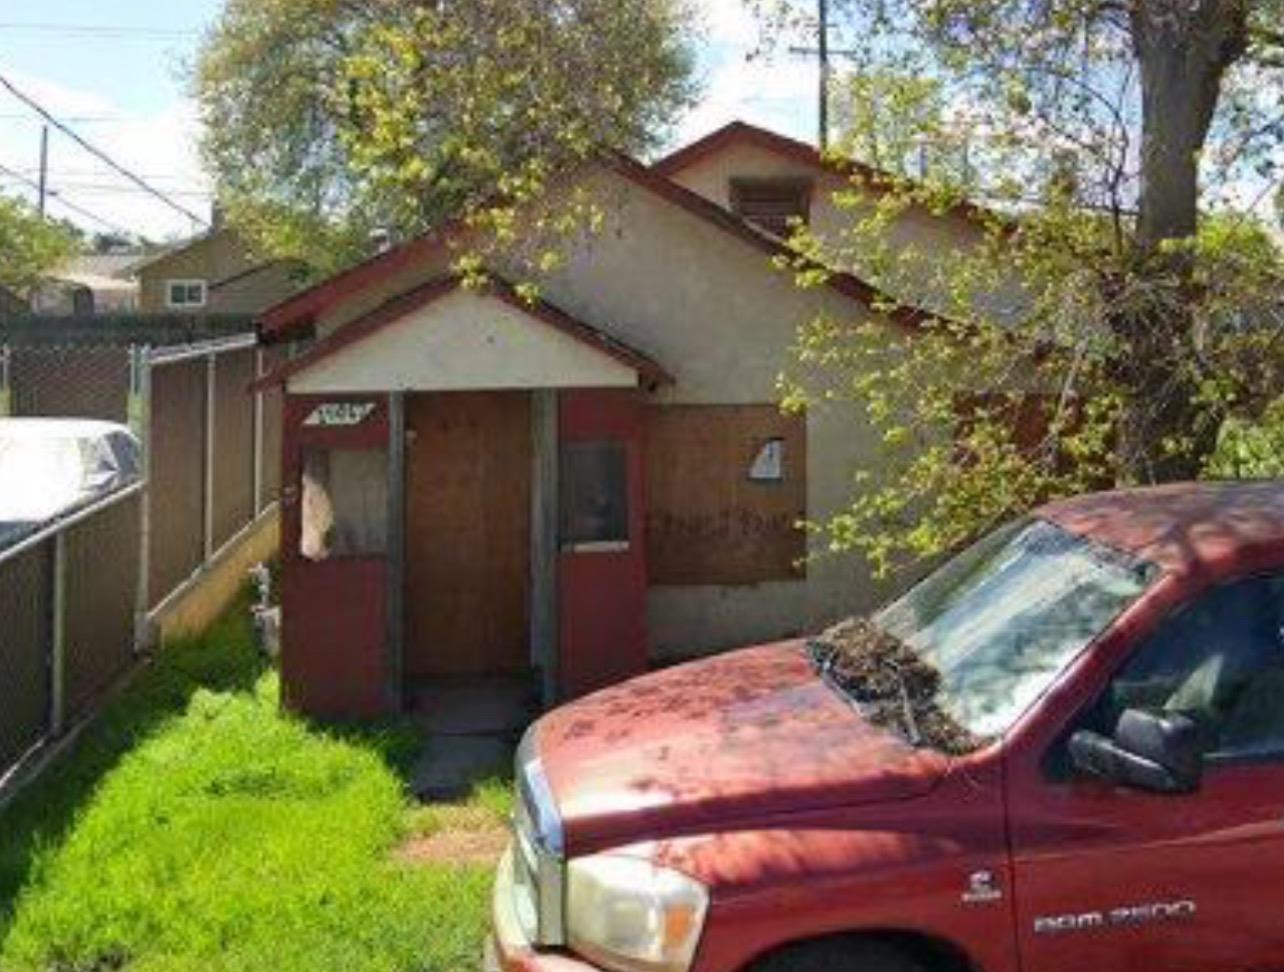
top-left (396, 826), bottom-right (509, 867)
top-left (810, 617), bottom-right (988, 756)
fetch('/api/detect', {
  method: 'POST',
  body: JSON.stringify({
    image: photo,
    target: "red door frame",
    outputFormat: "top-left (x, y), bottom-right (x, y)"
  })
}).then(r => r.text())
top-left (557, 388), bottom-right (650, 699)
top-left (279, 393), bottom-right (393, 719)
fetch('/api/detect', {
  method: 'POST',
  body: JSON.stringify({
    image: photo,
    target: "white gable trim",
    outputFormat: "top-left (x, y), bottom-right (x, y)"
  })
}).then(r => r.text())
top-left (286, 287), bottom-right (638, 394)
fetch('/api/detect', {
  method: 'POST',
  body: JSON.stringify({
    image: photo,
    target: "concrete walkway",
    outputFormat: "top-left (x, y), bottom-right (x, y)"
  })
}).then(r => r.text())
top-left (407, 676), bottom-right (537, 800)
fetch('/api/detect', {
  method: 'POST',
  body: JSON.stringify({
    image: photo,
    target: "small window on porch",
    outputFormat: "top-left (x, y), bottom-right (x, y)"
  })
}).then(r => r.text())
top-left (560, 442), bottom-right (629, 552)
top-left (300, 448), bottom-right (388, 560)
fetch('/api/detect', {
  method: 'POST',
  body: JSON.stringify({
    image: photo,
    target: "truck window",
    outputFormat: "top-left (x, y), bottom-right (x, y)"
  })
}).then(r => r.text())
top-left (877, 518), bottom-right (1156, 739)
top-left (1080, 573), bottom-right (1284, 762)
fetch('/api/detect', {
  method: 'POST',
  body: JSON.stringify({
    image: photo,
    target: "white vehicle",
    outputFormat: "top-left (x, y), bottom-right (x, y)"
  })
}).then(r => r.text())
top-left (0, 418), bottom-right (142, 549)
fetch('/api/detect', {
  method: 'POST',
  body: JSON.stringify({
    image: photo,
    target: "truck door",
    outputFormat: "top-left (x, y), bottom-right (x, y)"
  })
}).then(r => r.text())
top-left (1007, 572), bottom-right (1284, 972)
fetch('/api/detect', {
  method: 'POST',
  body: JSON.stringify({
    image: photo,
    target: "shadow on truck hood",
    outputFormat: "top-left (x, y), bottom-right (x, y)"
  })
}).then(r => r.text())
top-left (536, 642), bottom-right (951, 855)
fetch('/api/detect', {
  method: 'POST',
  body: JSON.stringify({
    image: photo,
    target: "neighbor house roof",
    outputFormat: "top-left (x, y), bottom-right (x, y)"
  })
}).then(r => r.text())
top-left (256, 273), bottom-right (672, 391)
top-left (127, 232), bottom-right (215, 275)
top-left (258, 132), bottom-right (944, 339)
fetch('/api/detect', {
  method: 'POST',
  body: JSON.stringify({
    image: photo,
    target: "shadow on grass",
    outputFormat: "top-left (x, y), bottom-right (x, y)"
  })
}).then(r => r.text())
top-left (0, 588), bottom-right (449, 933)
top-left (0, 598), bottom-right (268, 922)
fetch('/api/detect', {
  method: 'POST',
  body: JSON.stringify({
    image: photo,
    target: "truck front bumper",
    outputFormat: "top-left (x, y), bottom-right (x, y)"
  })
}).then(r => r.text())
top-left (488, 846), bottom-right (602, 972)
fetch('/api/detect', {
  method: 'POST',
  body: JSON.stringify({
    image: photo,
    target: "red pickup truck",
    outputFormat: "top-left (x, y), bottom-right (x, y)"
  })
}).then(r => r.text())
top-left (491, 482), bottom-right (1284, 972)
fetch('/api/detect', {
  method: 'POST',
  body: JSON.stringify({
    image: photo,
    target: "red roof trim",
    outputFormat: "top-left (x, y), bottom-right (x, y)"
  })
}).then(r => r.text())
top-left (253, 274), bottom-right (672, 391)
top-left (652, 120), bottom-right (998, 230)
top-left (653, 120), bottom-right (846, 179)
top-left (258, 134), bottom-right (949, 338)
top-left (601, 151), bottom-right (936, 329)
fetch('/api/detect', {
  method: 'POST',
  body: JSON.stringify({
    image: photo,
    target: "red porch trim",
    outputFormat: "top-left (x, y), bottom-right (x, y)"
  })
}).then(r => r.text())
top-left (253, 274), bottom-right (672, 391)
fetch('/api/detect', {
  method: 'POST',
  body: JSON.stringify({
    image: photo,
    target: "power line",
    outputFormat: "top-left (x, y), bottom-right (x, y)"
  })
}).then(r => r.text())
top-left (0, 69), bottom-right (209, 227)
top-left (2, 165), bottom-right (207, 184)
top-left (0, 159), bottom-right (131, 234)
top-left (23, 181), bottom-right (213, 199)
top-left (0, 112), bottom-right (122, 124)
top-left (0, 23), bottom-right (199, 39)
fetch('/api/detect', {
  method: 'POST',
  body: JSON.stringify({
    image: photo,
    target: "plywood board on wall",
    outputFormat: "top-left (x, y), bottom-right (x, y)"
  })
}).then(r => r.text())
top-left (644, 405), bottom-right (806, 586)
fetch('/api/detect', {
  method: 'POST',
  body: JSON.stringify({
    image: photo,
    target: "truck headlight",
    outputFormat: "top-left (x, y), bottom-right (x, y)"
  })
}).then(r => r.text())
top-left (566, 854), bottom-right (709, 972)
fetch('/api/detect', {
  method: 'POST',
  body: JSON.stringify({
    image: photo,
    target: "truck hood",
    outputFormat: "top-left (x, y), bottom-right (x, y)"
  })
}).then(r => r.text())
top-left (535, 642), bottom-right (950, 855)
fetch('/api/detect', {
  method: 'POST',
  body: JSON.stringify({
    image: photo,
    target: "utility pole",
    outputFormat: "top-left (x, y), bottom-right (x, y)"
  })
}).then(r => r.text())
top-left (37, 124), bottom-right (48, 217)
top-left (817, 0), bottom-right (829, 151)
top-left (789, 0), bottom-right (856, 151)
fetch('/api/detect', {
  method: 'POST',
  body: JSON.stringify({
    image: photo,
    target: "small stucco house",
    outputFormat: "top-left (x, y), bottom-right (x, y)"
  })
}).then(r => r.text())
top-left (134, 223), bottom-right (305, 315)
top-left (256, 121), bottom-right (990, 720)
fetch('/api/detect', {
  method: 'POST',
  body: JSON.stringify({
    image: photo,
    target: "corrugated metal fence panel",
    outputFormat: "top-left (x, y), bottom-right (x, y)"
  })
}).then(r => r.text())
top-left (8, 346), bottom-right (130, 422)
top-left (0, 542), bottom-right (51, 770)
top-left (148, 359), bottom-right (206, 604)
top-left (260, 348), bottom-right (284, 502)
top-left (62, 492), bottom-right (141, 719)
top-left (212, 349), bottom-right (255, 548)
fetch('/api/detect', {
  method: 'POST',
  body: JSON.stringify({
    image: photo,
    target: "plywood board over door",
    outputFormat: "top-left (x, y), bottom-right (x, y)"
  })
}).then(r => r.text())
top-left (405, 392), bottom-right (532, 677)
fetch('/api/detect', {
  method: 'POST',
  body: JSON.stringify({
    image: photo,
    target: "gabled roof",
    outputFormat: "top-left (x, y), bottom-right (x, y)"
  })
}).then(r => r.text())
top-left (256, 273), bottom-right (672, 391)
top-left (654, 120), bottom-right (998, 229)
top-left (653, 120), bottom-right (852, 179)
top-left (258, 141), bottom-right (941, 338)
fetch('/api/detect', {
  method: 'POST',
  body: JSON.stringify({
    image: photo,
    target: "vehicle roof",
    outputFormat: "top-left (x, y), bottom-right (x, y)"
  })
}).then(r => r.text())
top-left (0, 418), bottom-right (135, 440)
top-left (1039, 481), bottom-right (1284, 578)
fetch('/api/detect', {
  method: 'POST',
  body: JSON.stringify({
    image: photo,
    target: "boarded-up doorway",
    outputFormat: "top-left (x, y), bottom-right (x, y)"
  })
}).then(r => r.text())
top-left (405, 392), bottom-right (532, 678)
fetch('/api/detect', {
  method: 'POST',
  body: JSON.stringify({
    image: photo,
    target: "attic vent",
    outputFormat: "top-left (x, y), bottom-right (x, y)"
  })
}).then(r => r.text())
top-left (729, 177), bottom-right (812, 237)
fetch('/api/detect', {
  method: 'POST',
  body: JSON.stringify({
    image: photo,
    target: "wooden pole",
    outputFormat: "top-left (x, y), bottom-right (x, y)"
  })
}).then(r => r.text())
top-left (818, 0), bottom-right (829, 150)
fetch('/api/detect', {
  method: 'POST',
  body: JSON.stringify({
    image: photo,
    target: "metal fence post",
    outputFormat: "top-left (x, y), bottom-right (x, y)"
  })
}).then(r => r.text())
top-left (50, 532), bottom-right (67, 737)
top-left (204, 352), bottom-right (216, 561)
top-left (0, 344), bottom-right (10, 417)
top-left (134, 346), bottom-right (153, 652)
top-left (386, 391), bottom-right (406, 713)
top-left (253, 347), bottom-right (264, 516)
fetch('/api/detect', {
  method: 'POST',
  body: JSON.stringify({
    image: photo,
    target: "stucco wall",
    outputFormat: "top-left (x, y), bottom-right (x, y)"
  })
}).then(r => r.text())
top-left (540, 168), bottom-right (891, 659)
top-left (289, 289), bottom-right (638, 394)
top-left (665, 141), bottom-right (1027, 322)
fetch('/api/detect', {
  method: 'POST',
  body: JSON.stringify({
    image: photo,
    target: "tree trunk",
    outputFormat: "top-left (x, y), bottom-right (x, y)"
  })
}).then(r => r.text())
top-left (1133, 1), bottom-right (1247, 252)
top-left (1114, 0), bottom-right (1248, 483)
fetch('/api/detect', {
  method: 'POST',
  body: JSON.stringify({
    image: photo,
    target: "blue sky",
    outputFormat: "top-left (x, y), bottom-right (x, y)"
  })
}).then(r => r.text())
top-left (0, 0), bottom-right (817, 241)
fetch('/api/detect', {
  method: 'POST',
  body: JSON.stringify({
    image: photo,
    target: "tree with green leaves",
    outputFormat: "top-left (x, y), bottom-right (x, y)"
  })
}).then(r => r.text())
top-left (0, 196), bottom-right (75, 298)
top-left (759, 0), bottom-right (1284, 576)
top-left (195, 0), bottom-right (698, 272)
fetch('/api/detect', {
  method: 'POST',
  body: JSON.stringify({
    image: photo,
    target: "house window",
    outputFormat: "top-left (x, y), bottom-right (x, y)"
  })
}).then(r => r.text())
top-left (644, 405), bottom-right (807, 585)
top-left (166, 279), bottom-right (208, 309)
top-left (729, 178), bottom-right (812, 237)
top-left (560, 442), bottom-right (629, 551)
top-left (299, 448), bottom-right (388, 560)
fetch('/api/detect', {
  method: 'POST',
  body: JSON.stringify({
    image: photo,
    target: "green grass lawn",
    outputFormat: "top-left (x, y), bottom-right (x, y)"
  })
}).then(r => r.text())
top-left (0, 599), bottom-right (509, 972)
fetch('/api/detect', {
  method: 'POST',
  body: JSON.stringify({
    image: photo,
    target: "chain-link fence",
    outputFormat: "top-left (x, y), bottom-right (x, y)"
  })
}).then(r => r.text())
top-left (0, 334), bottom-right (281, 785)
top-left (0, 485), bottom-right (142, 775)
top-left (4, 346), bottom-right (132, 423)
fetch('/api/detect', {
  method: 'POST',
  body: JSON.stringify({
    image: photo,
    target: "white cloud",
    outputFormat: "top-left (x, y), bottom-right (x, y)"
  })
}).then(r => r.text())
top-left (0, 68), bottom-right (210, 242)
top-left (667, 0), bottom-right (817, 151)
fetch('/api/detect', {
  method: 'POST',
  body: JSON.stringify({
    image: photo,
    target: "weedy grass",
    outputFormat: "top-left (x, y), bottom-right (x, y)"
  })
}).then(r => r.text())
top-left (0, 597), bottom-right (509, 972)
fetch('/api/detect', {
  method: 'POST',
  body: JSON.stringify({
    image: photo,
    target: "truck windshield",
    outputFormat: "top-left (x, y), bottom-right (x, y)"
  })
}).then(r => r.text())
top-left (875, 518), bottom-right (1157, 739)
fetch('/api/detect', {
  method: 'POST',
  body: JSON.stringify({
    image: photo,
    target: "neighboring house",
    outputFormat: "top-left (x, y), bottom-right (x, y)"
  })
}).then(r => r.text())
top-left (133, 224), bottom-right (306, 315)
top-left (31, 253), bottom-right (143, 316)
top-left (255, 120), bottom-right (994, 720)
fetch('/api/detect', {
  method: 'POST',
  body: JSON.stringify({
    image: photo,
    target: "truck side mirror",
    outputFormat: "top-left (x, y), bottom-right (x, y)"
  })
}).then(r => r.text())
top-left (1069, 708), bottom-right (1207, 794)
